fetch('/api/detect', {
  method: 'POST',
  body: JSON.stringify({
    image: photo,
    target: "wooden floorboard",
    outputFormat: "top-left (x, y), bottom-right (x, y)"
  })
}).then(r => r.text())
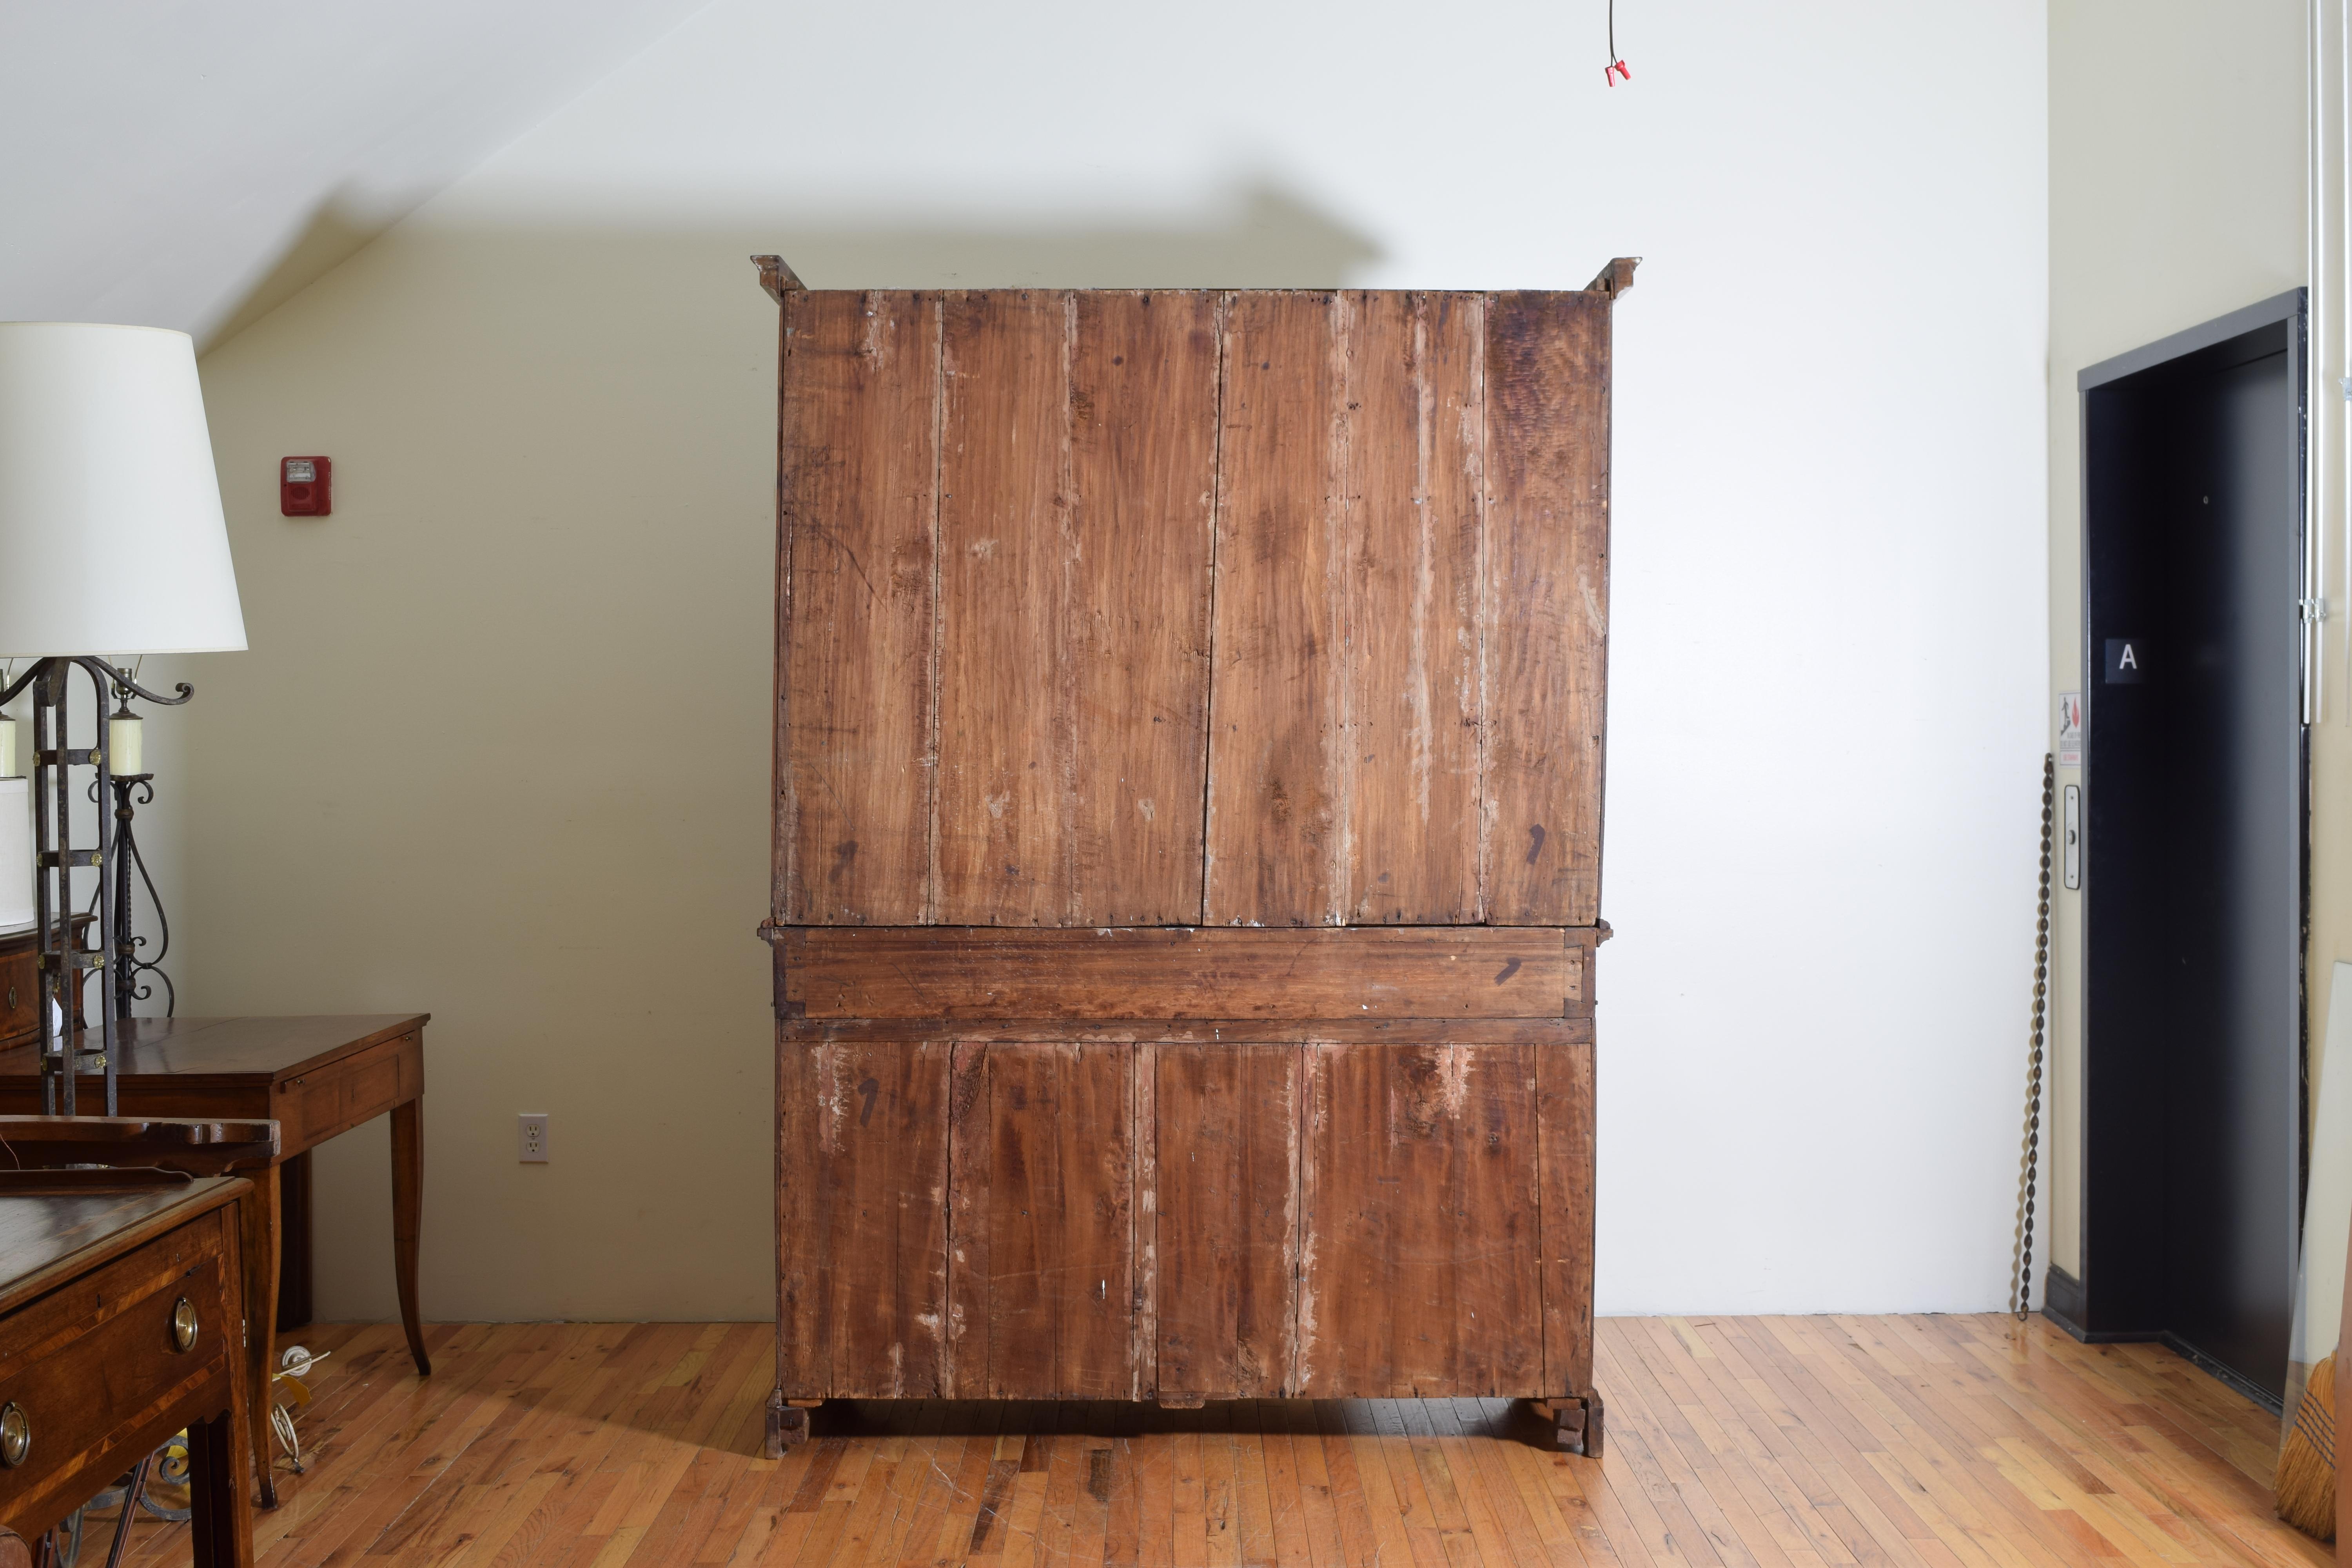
top-left (98, 1315), bottom-right (2327, 1567)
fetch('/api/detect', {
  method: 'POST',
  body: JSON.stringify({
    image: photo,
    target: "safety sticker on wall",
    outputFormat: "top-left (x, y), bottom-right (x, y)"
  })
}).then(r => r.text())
top-left (2057, 691), bottom-right (2083, 768)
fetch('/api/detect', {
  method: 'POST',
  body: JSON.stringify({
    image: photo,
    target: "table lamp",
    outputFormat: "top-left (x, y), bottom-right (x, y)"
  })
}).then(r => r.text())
top-left (0, 322), bottom-right (246, 1114)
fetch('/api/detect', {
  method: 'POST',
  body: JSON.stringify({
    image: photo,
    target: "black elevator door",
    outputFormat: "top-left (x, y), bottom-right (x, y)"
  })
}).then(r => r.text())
top-left (2083, 318), bottom-right (2303, 1403)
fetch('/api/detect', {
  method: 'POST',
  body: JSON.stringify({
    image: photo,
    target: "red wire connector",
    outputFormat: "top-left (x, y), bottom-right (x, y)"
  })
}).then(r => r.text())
top-left (1604, 58), bottom-right (1631, 85)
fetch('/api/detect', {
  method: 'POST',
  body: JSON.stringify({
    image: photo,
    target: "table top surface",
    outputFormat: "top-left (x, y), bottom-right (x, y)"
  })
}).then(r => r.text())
top-left (0, 1015), bottom-right (428, 1085)
top-left (0, 1175), bottom-right (247, 1312)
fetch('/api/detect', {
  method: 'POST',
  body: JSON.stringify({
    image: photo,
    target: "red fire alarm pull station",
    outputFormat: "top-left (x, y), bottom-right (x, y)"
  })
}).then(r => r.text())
top-left (280, 456), bottom-right (331, 516)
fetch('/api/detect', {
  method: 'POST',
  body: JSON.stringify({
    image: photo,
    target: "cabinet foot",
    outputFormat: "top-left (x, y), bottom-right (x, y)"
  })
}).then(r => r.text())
top-left (765, 1392), bottom-right (810, 1456)
top-left (1552, 1392), bottom-right (1604, 1458)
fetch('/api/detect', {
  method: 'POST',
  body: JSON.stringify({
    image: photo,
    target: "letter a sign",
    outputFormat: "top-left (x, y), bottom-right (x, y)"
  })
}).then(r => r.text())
top-left (2103, 638), bottom-right (2145, 684)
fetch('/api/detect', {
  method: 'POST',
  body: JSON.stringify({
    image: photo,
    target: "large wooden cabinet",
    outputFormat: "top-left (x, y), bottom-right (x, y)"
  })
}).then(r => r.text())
top-left (757, 258), bottom-right (1632, 1453)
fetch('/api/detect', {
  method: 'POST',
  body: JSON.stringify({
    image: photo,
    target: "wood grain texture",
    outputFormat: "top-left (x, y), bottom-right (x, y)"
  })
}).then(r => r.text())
top-left (1153, 1044), bottom-right (1299, 1399)
top-left (1482, 293), bottom-right (1611, 925)
top-left (1296, 1044), bottom-right (1544, 1400)
top-left (936, 291), bottom-right (1071, 924)
top-left (944, 1043), bottom-right (1136, 1400)
top-left (0, 1184), bottom-right (252, 1563)
top-left (1339, 292), bottom-right (1487, 926)
top-left (776, 290), bottom-right (940, 924)
top-left (777, 1039), bottom-right (951, 1398)
top-left (774, 287), bottom-right (1612, 930)
top-left (118, 1314), bottom-right (2331, 1568)
top-left (777, 926), bottom-right (1580, 1021)
top-left (1537, 1040), bottom-right (1596, 1398)
top-left (1065, 292), bottom-right (1221, 926)
top-left (780, 1014), bottom-right (1593, 1045)
top-left (1205, 291), bottom-right (1345, 927)
top-left (934, 292), bottom-right (1220, 926)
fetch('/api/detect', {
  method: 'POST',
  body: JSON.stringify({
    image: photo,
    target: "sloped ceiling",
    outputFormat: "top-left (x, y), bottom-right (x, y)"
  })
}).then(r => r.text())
top-left (0, 0), bottom-right (711, 348)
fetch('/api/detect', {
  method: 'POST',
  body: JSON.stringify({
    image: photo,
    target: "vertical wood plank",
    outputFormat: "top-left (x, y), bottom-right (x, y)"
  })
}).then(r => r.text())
top-left (1206, 292), bottom-right (1345, 927)
top-left (1339, 292), bottom-right (1485, 925)
top-left (947, 1042), bottom-right (1139, 1399)
top-left (785, 1039), bottom-right (950, 1397)
top-left (937, 291), bottom-right (1072, 924)
top-left (781, 1044), bottom-right (818, 1401)
top-left (946, 1040), bottom-right (991, 1397)
top-left (1132, 1041), bottom-right (1160, 1402)
top-left (1295, 1043), bottom-right (1542, 1398)
top-left (1483, 292), bottom-right (1611, 924)
top-left (1537, 1039), bottom-right (1597, 1396)
top-left (1067, 292), bottom-right (1221, 925)
top-left (1052, 1043), bottom-right (1137, 1397)
top-left (777, 1034), bottom-right (820, 1397)
top-left (777, 291), bottom-right (940, 924)
top-left (1153, 1044), bottom-right (1301, 1396)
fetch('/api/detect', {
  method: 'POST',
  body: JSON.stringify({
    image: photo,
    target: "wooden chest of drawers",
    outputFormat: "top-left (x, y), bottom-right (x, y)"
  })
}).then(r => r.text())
top-left (0, 1176), bottom-right (252, 1563)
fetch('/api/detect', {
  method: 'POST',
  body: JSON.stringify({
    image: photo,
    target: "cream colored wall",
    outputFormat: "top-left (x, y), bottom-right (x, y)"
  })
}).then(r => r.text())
top-left (2045, 0), bottom-right (2309, 1279)
top-left (189, 231), bottom-right (780, 1319)
top-left (187, 0), bottom-right (2049, 1322)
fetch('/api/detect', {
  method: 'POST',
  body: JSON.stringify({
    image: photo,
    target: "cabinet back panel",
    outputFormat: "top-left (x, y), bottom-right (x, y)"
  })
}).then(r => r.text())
top-left (774, 288), bottom-right (1610, 927)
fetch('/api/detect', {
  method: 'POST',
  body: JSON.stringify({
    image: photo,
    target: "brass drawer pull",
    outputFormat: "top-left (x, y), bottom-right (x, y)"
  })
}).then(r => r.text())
top-left (0, 1403), bottom-right (27, 1467)
top-left (170, 1296), bottom-right (199, 1353)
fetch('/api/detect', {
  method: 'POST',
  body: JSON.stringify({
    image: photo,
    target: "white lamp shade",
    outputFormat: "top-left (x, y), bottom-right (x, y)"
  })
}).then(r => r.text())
top-left (0, 323), bottom-right (246, 656)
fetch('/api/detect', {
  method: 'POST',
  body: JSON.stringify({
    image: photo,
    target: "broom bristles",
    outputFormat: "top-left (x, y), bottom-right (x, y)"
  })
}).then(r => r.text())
top-left (2277, 1351), bottom-right (2337, 1541)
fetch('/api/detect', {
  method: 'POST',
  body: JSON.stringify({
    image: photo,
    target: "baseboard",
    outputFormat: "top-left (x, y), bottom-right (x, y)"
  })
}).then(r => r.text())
top-left (2040, 1266), bottom-right (2092, 1341)
top-left (2159, 1333), bottom-right (2285, 1416)
top-left (2040, 1265), bottom-right (2161, 1344)
top-left (2039, 1267), bottom-right (2287, 1414)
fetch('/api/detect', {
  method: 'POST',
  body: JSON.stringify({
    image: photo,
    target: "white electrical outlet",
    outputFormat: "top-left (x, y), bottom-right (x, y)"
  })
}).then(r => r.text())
top-left (518, 1112), bottom-right (549, 1163)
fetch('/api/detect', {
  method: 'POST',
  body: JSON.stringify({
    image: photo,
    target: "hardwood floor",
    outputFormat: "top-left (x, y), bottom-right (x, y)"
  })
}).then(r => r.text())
top-left (106, 1314), bottom-right (2327, 1567)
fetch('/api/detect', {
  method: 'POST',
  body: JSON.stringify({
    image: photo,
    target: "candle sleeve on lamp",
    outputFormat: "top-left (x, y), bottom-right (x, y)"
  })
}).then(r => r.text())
top-left (108, 713), bottom-right (141, 776)
top-left (0, 714), bottom-right (13, 778)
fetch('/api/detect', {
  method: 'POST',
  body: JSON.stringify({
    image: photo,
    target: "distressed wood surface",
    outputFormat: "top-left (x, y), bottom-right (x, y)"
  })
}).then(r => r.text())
top-left (777, 926), bottom-right (1581, 1021)
top-left (1296, 1044), bottom-right (1544, 1399)
top-left (936, 291), bottom-right (1071, 924)
top-left (777, 1038), bottom-right (951, 1399)
top-left (1064, 292), bottom-right (1221, 925)
top-left (774, 286), bottom-right (1615, 930)
top-left (1341, 292), bottom-right (1487, 926)
top-left (1539, 1039), bottom-right (1597, 1397)
top-left (1482, 293), bottom-right (1611, 925)
top-left (779, 1014), bottom-right (1593, 1044)
top-left (775, 290), bottom-right (940, 924)
top-left (1152, 1044), bottom-right (1300, 1399)
top-left (766, 280), bottom-right (1622, 1432)
top-left (1205, 292), bottom-right (1345, 926)
top-left (944, 1043), bottom-right (1136, 1400)
top-left (122, 1312), bottom-right (2330, 1568)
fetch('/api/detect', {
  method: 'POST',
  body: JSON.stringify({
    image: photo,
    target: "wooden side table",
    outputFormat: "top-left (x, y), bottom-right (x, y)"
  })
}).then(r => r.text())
top-left (0, 1172), bottom-right (257, 1566)
top-left (0, 1014), bottom-right (429, 1508)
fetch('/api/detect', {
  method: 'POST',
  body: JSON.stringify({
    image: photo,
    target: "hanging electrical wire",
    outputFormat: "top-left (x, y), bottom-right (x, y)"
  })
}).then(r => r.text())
top-left (1604, 0), bottom-right (1631, 84)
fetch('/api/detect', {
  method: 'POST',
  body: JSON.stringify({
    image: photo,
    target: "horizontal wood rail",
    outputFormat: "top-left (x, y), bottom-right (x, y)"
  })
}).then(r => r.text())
top-left (772, 926), bottom-right (1596, 1023)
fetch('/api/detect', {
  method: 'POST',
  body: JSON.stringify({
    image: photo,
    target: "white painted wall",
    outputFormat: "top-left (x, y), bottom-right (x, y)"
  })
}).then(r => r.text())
top-left (189, 0), bottom-right (2051, 1321)
top-left (2042, 0), bottom-right (2307, 1282)
top-left (0, 0), bottom-right (707, 344)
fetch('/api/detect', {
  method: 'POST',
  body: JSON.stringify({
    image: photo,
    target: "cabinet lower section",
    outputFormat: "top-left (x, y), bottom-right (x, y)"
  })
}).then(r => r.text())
top-left (774, 1035), bottom-right (1596, 1425)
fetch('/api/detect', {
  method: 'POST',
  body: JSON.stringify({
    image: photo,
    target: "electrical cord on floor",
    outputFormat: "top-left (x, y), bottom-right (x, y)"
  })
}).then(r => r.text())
top-left (2013, 753), bottom-right (2054, 1319)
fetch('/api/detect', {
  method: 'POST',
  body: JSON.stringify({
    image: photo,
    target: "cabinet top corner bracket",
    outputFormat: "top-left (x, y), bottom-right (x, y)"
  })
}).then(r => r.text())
top-left (752, 255), bottom-right (808, 303)
top-left (1585, 257), bottom-right (1641, 299)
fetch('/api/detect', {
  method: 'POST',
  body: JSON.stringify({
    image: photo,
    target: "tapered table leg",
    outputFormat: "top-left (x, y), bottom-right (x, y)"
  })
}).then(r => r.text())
top-left (189, 1401), bottom-right (254, 1568)
top-left (241, 1162), bottom-right (281, 1510)
top-left (391, 1097), bottom-right (430, 1376)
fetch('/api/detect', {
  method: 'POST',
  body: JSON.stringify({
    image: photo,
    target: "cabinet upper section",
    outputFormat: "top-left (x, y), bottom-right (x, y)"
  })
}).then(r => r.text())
top-left (766, 278), bottom-right (1628, 928)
